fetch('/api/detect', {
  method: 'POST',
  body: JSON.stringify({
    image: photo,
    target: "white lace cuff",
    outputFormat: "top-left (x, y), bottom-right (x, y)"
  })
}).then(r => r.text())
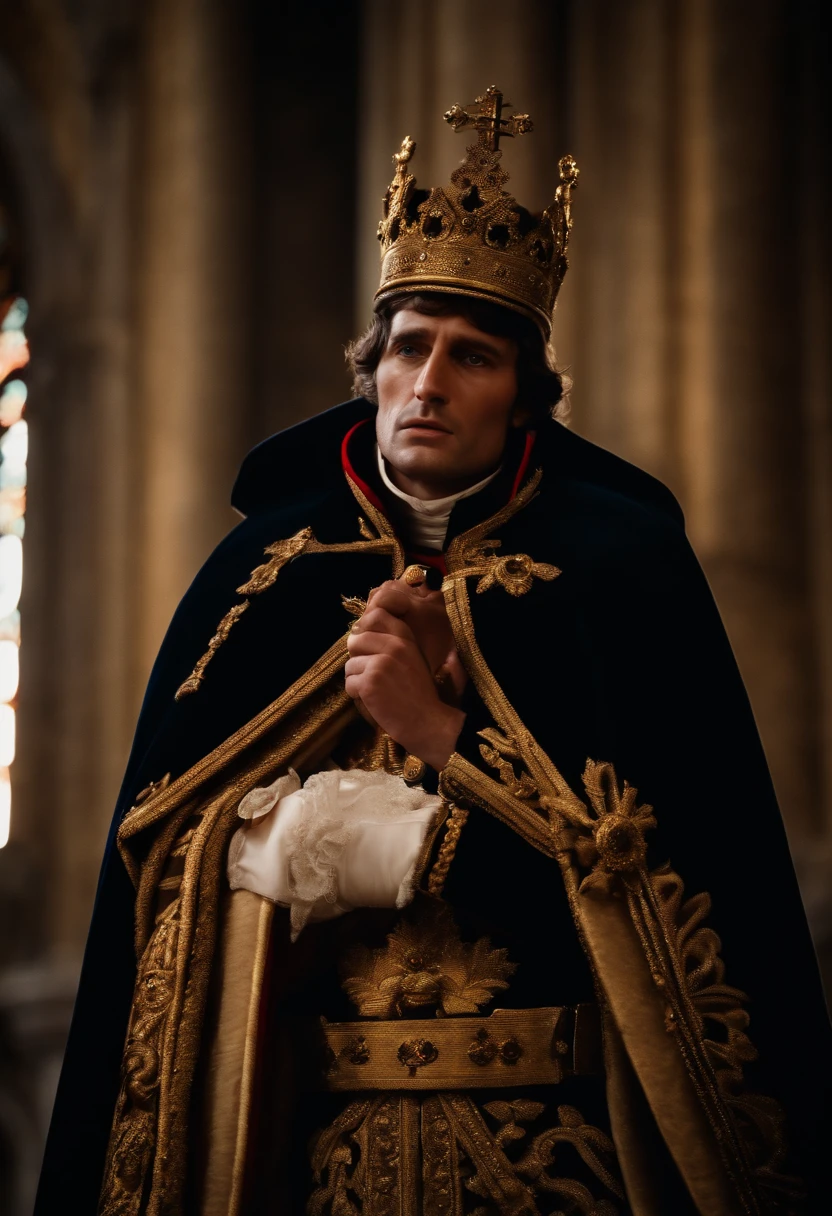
top-left (227, 768), bottom-right (442, 940)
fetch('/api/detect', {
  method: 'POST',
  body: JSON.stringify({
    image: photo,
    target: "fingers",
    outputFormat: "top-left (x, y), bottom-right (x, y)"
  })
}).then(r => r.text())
top-left (367, 581), bottom-right (416, 617)
top-left (367, 583), bottom-right (446, 629)
top-left (350, 605), bottom-right (415, 643)
top-left (345, 653), bottom-right (396, 702)
top-left (344, 656), bottom-right (367, 697)
top-left (347, 630), bottom-right (430, 674)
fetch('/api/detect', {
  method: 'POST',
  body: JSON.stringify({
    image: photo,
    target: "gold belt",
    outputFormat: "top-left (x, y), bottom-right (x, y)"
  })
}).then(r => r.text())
top-left (310, 1003), bottom-right (601, 1092)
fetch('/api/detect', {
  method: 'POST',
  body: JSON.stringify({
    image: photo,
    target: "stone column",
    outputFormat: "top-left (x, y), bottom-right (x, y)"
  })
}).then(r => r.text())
top-left (133, 0), bottom-right (250, 681)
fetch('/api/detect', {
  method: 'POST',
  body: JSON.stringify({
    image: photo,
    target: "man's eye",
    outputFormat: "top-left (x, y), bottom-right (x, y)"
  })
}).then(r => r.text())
top-left (397, 344), bottom-right (419, 357)
top-left (463, 353), bottom-right (487, 367)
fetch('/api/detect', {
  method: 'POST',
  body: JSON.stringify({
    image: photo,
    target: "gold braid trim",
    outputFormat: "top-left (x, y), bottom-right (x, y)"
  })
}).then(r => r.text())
top-left (438, 497), bottom-right (803, 1216)
top-left (343, 473), bottom-right (406, 577)
top-left (118, 634), bottom-right (355, 851)
top-left (100, 643), bottom-right (366, 1215)
top-left (426, 803), bottom-right (469, 896)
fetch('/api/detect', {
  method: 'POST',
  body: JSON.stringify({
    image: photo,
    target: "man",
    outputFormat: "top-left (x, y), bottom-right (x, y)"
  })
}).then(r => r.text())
top-left (37, 87), bottom-right (829, 1215)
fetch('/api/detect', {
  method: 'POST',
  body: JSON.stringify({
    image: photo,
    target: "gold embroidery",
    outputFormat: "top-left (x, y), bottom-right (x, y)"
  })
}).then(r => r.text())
top-left (647, 866), bottom-right (798, 1212)
top-left (490, 1100), bottom-right (624, 1208)
top-left (421, 1096), bottom-right (463, 1216)
top-left (426, 802), bottom-right (469, 896)
top-left (410, 798), bottom-right (448, 890)
top-left (340, 900), bottom-right (514, 1019)
top-left (397, 1037), bottom-right (439, 1075)
top-left (120, 634), bottom-right (353, 846)
top-left (235, 526), bottom-right (314, 594)
top-left (437, 1092), bottom-right (618, 1214)
top-left (103, 644), bottom-right (361, 1213)
top-left (336, 721), bottom-right (406, 775)
top-left (541, 761), bottom-right (801, 1209)
top-left (444, 541), bottom-right (561, 597)
top-left (479, 727), bottom-right (539, 799)
top-left (446, 465), bottom-right (543, 557)
top-left (344, 472), bottom-right (406, 577)
top-left (307, 1097), bottom-right (379, 1215)
top-left (439, 526), bottom-right (803, 1212)
top-left (99, 810), bottom-right (194, 1216)
top-left (562, 759), bottom-right (658, 897)
top-left (440, 752), bottom-right (561, 859)
top-left (176, 521), bottom-right (399, 700)
top-left (340, 593), bottom-right (367, 619)
top-left (308, 1093), bottom-right (622, 1216)
top-left (99, 901), bottom-right (178, 1210)
top-left (310, 884), bottom-right (618, 1213)
top-left (446, 750), bottom-right (802, 1210)
top-left (175, 602), bottom-right (251, 700)
top-left (309, 1095), bottom-right (420, 1216)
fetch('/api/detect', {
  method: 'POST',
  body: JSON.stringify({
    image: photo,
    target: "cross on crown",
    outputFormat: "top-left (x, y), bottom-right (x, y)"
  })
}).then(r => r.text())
top-left (443, 85), bottom-right (533, 152)
top-left (377, 84), bottom-right (578, 338)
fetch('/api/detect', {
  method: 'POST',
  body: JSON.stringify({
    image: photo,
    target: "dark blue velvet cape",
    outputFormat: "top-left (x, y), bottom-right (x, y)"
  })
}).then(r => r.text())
top-left (35, 400), bottom-right (831, 1212)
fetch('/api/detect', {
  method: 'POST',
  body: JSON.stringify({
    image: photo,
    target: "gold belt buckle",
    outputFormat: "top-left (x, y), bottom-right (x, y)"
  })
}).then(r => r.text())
top-left (313, 1006), bottom-right (599, 1092)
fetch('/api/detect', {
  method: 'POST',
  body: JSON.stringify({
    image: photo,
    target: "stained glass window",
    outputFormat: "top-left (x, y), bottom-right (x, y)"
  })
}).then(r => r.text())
top-left (0, 295), bottom-right (28, 847)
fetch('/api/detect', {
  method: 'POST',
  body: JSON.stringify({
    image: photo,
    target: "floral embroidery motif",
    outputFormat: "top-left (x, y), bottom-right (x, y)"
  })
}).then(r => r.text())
top-left (340, 900), bottom-right (514, 1019)
top-left (566, 760), bottom-right (658, 897)
top-left (445, 539), bottom-right (560, 597)
top-left (470, 732), bottom-right (803, 1210)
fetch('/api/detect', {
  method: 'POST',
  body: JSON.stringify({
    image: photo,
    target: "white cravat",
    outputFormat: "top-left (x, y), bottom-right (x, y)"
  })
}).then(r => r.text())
top-left (376, 445), bottom-right (500, 551)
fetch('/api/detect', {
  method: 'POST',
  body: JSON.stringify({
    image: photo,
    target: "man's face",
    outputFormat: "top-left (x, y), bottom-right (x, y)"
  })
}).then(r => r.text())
top-left (374, 305), bottom-right (521, 499)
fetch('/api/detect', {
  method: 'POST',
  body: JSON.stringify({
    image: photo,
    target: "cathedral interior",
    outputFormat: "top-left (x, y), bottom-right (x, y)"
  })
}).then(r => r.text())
top-left (0, 0), bottom-right (830, 1210)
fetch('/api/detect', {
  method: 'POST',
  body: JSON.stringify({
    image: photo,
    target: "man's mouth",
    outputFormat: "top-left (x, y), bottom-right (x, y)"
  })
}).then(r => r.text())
top-left (401, 419), bottom-right (452, 435)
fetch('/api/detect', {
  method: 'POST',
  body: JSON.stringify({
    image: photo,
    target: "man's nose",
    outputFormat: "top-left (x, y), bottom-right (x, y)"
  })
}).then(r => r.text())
top-left (414, 349), bottom-right (450, 405)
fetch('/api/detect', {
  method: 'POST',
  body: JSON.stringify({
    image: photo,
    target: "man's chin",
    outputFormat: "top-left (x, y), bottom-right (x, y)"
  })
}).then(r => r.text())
top-left (387, 447), bottom-right (456, 479)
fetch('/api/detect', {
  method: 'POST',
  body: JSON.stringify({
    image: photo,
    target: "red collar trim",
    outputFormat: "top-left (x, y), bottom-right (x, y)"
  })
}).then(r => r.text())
top-left (341, 418), bottom-right (386, 512)
top-left (341, 417), bottom-right (537, 516)
top-left (511, 429), bottom-right (537, 500)
top-left (405, 550), bottom-right (447, 575)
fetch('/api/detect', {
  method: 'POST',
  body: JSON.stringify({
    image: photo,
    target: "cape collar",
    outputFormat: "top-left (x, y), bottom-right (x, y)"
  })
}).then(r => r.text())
top-left (232, 397), bottom-right (683, 531)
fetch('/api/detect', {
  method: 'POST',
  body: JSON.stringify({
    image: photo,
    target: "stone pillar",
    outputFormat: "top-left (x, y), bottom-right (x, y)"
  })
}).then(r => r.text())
top-left (569, 0), bottom-right (827, 842)
top-left (133, 0), bottom-right (250, 680)
top-left (565, 0), bottom-right (677, 485)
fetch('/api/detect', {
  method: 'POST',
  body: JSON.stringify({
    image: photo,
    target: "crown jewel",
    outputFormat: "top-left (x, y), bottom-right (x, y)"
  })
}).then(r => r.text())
top-left (376, 85), bottom-right (578, 337)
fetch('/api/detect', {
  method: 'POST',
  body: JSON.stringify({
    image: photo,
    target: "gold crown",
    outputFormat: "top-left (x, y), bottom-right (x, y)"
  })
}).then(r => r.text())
top-left (376, 85), bottom-right (579, 338)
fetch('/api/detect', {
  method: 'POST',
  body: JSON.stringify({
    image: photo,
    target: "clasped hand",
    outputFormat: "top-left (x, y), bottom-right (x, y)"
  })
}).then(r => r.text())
top-left (345, 581), bottom-right (466, 771)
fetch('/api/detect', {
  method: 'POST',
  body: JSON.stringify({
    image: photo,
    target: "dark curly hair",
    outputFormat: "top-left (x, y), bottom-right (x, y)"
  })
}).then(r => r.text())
top-left (345, 291), bottom-right (569, 425)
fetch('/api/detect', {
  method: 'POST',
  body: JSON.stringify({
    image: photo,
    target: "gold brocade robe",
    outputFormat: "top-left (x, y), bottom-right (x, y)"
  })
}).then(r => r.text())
top-left (97, 471), bottom-right (801, 1216)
